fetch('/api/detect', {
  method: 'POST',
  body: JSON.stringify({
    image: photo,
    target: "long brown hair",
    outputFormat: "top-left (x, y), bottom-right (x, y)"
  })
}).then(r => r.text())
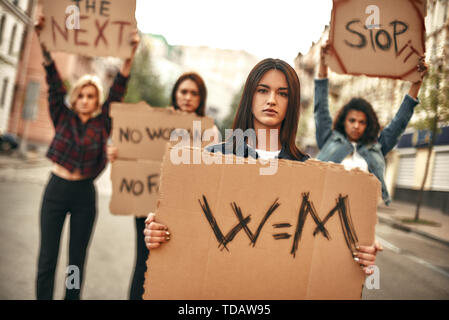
top-left (171, 72), bottom-right (207, 116)
top-left (232, 58), bottom-right (305, 160)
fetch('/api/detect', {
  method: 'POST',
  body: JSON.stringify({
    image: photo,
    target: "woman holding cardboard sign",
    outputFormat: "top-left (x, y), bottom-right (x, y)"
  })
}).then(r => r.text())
top-left (34, 16), bottom-right (139, 300)
top-left (315, 42), bottom-right (428, 205)
top-left (143, 58), bottom-right (381, 275)
top-left (107, 72), bottom-right (219, 300)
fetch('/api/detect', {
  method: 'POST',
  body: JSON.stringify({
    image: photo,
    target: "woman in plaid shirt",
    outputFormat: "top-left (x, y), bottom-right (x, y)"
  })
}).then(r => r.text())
top-left (34, 16), bottom-right (139, 300)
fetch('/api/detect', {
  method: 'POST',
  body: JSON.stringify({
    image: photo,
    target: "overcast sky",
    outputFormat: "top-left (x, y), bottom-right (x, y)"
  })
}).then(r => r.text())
top-left (135, 0), bottom-right (333, 65)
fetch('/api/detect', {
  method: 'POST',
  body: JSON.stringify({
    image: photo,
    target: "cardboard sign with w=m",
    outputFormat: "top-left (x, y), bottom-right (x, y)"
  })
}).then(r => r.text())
top-left (109, 102), bottom-right (215, 217)
top-left (143, 146), bottom-right (380, 299)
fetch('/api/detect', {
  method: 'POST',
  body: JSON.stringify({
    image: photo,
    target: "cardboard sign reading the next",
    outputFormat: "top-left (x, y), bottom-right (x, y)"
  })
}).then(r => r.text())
top-left (40, 0), bottom-right (136, 58)
top-left (109, 102), bottom-right (215, 217)
top-left (143, 146), bottom-right (380, 299)
top-left (326, 0), bottom-right (427, 82)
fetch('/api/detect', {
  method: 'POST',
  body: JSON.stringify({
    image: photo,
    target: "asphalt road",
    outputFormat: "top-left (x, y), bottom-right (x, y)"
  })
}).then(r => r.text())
top-left (1, 180), bottom-right (448, 300)
top-left (363, 223), bottom-right (449, 299)
top-left (0, 180), bottom-right (135, 300)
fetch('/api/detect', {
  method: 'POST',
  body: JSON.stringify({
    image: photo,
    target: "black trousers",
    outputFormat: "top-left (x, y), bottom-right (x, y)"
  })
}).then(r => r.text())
top-left (36, 173), bottom-right (97, 300)
top-left (129, 217), bottom-right (149, 300)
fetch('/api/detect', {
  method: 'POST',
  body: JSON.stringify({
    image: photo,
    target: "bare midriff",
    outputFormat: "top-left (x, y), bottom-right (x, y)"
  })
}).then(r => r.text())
top-left (52, 163), bottom-right (91, 181)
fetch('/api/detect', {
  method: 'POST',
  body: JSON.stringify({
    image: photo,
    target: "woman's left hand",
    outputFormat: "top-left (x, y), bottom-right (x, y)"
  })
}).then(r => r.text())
top-left (354, 241), bottom-right (383, 275)
top-left (408, 56), bottom-right (429, 98)
top-left (129, 29), bottom-right (140, 58)
top-left (120, 29), bottom-right (140, 77)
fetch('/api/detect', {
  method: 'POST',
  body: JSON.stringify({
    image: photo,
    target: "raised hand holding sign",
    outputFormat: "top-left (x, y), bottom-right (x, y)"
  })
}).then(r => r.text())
top-left (40, 0), bottom-right (137, 59)
top-left (325, 0), bottom-right (427, 82)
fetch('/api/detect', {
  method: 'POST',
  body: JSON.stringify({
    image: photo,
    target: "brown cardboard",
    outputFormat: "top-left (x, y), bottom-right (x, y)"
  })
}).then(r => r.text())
top-left (110, 102), bottom-right (215, 161)
top-left (109, 102), bottom-right (215, 217)
top-left (143, 146), bottom-right (380, 299)
top-left (326, 0), bottom-right (426, 82)
top-left (109, 159), bottom-right (161, 217)
top-left (40, 0), bottom-right (137, 59)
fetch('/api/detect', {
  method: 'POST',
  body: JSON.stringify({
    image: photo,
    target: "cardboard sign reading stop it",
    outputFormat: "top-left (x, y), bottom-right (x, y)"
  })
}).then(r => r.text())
top-left (326, 0), bottom-right (427, 82)
top-left (40, 0), bottom-right (137, 59)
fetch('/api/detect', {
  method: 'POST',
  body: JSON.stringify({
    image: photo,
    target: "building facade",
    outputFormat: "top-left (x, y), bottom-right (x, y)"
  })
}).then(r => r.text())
top-left (0, 0), bottom-right (35, 134)
top-left (146, 33), bottom-right (260, 123)
top-left (5, 0), bottom-right (122, 147)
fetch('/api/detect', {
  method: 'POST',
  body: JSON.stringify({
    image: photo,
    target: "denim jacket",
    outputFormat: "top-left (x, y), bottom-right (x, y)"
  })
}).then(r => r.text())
top-left (314, 78), bottom-right (419, 205)
top-left (206, 139), bottom-right (310, 162)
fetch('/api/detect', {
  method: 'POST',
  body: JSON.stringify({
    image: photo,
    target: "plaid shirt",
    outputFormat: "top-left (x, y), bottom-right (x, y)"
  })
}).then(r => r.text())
top-left (44, 62), bottom-right (129, 179)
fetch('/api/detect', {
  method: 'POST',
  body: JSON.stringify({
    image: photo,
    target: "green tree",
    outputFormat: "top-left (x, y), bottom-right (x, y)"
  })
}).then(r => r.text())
top-left (412, 62), bottom-right (449, 221)
top-left (124, 40), bottom-right (169, 107)
top-left (220, 85), bottom-right (244, 138)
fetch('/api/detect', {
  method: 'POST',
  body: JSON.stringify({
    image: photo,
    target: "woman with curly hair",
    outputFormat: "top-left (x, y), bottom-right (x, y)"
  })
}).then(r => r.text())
top-left (315, 42), bottom-right (428, 205)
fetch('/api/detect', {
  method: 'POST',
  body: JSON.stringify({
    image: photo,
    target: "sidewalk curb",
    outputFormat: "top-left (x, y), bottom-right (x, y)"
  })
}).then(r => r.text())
top-left (378, 215), bottom-right (449, 248)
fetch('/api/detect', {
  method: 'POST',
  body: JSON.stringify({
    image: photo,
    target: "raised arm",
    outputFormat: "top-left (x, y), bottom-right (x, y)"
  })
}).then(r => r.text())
top-left (407, 56), bottom-right (428, 99)
top-left (102, 31), bottom-right (140, 134)
top-left (35, 16), bottom-right (67, 126)
top-left (379, 58), bottom-right (428, 155)
top-left (119, 30), bottom-right (140, 77)
top-left (314, 42), bottom-right (333, 149)
top-left (102, 31), bottom-right (140, 111)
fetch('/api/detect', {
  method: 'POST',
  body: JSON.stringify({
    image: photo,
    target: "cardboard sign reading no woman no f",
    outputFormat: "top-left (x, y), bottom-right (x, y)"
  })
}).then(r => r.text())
top-left (109, 102), bottom-right (215, 217)
top-left (40, 0), bottom-right (136, 58)
top-left (326, 0), bottom-right (426, 82)
top-left (143, 146), bottom-right (380, 299)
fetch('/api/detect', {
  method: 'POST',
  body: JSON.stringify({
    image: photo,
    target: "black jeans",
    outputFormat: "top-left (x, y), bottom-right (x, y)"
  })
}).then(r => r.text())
top-left (129, 217), bottom-right (149, 300)
top-left (36, 173), bottom-right (97, 300)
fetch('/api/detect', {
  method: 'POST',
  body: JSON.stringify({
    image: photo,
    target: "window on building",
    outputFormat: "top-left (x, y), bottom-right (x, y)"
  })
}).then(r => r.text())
top-left (395, 153), bottom-right (416, 188)
top-left (8, 24), bottom-right (17, 55)
top-left (0, 15), bottom-right (5, 45)
top-left (444, 0), bottom-right (449, 24)
top-left (26, 0), bottom-right (33, 16)
top-left (19, 29), bottom-right (27, 60)
top-left (431, 150), bottom-right (449, 191)
top-left (1, 78), bottom-right (9, 108)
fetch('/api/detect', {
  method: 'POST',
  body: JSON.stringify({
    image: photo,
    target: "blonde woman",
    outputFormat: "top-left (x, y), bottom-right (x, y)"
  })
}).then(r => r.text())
top-left (34, 16), bottom-right (139, 300)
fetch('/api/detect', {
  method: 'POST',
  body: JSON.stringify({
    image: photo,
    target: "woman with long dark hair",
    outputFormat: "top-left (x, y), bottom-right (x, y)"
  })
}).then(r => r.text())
top-left (107, 71), bottom-right (218, 300)
top-left (143, 58), bottom-right (381, 275)
top-left (213, 58), bottom-right (308, 160)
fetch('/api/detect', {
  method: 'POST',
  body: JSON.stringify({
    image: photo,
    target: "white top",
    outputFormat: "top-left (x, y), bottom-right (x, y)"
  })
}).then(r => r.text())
top-left (341, 142), bottom-right (369, 172)
top-left (255, 148), bottom-right (281, 160)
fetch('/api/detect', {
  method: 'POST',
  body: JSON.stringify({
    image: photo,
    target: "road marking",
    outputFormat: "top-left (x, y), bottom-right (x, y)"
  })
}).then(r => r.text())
top-left (377, 237), bottom-right (401, 254)
top-left (376, 236), bottom-right (449, 279)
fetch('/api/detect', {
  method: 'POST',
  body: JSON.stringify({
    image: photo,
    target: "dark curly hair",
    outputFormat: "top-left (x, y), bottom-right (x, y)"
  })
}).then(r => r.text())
top-left (333, 98), bottom-right (380, 144)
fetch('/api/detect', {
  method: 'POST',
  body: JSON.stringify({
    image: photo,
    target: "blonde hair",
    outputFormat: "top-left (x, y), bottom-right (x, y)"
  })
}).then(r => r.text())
top-left (69, 75), bottom-right (104, 117)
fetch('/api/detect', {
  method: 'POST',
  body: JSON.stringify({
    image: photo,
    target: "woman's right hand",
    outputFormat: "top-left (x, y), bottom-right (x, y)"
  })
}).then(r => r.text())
top-left (34, 15), bottom-right (45, 37)
top-left (106, 145), bottom-right (118, 162)
top-left (144, 213), bottom-right (170, 250)
top-left (319, 40), bottom-right (331, 78)
top-left (35, 15), bottom-right (53, 65)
